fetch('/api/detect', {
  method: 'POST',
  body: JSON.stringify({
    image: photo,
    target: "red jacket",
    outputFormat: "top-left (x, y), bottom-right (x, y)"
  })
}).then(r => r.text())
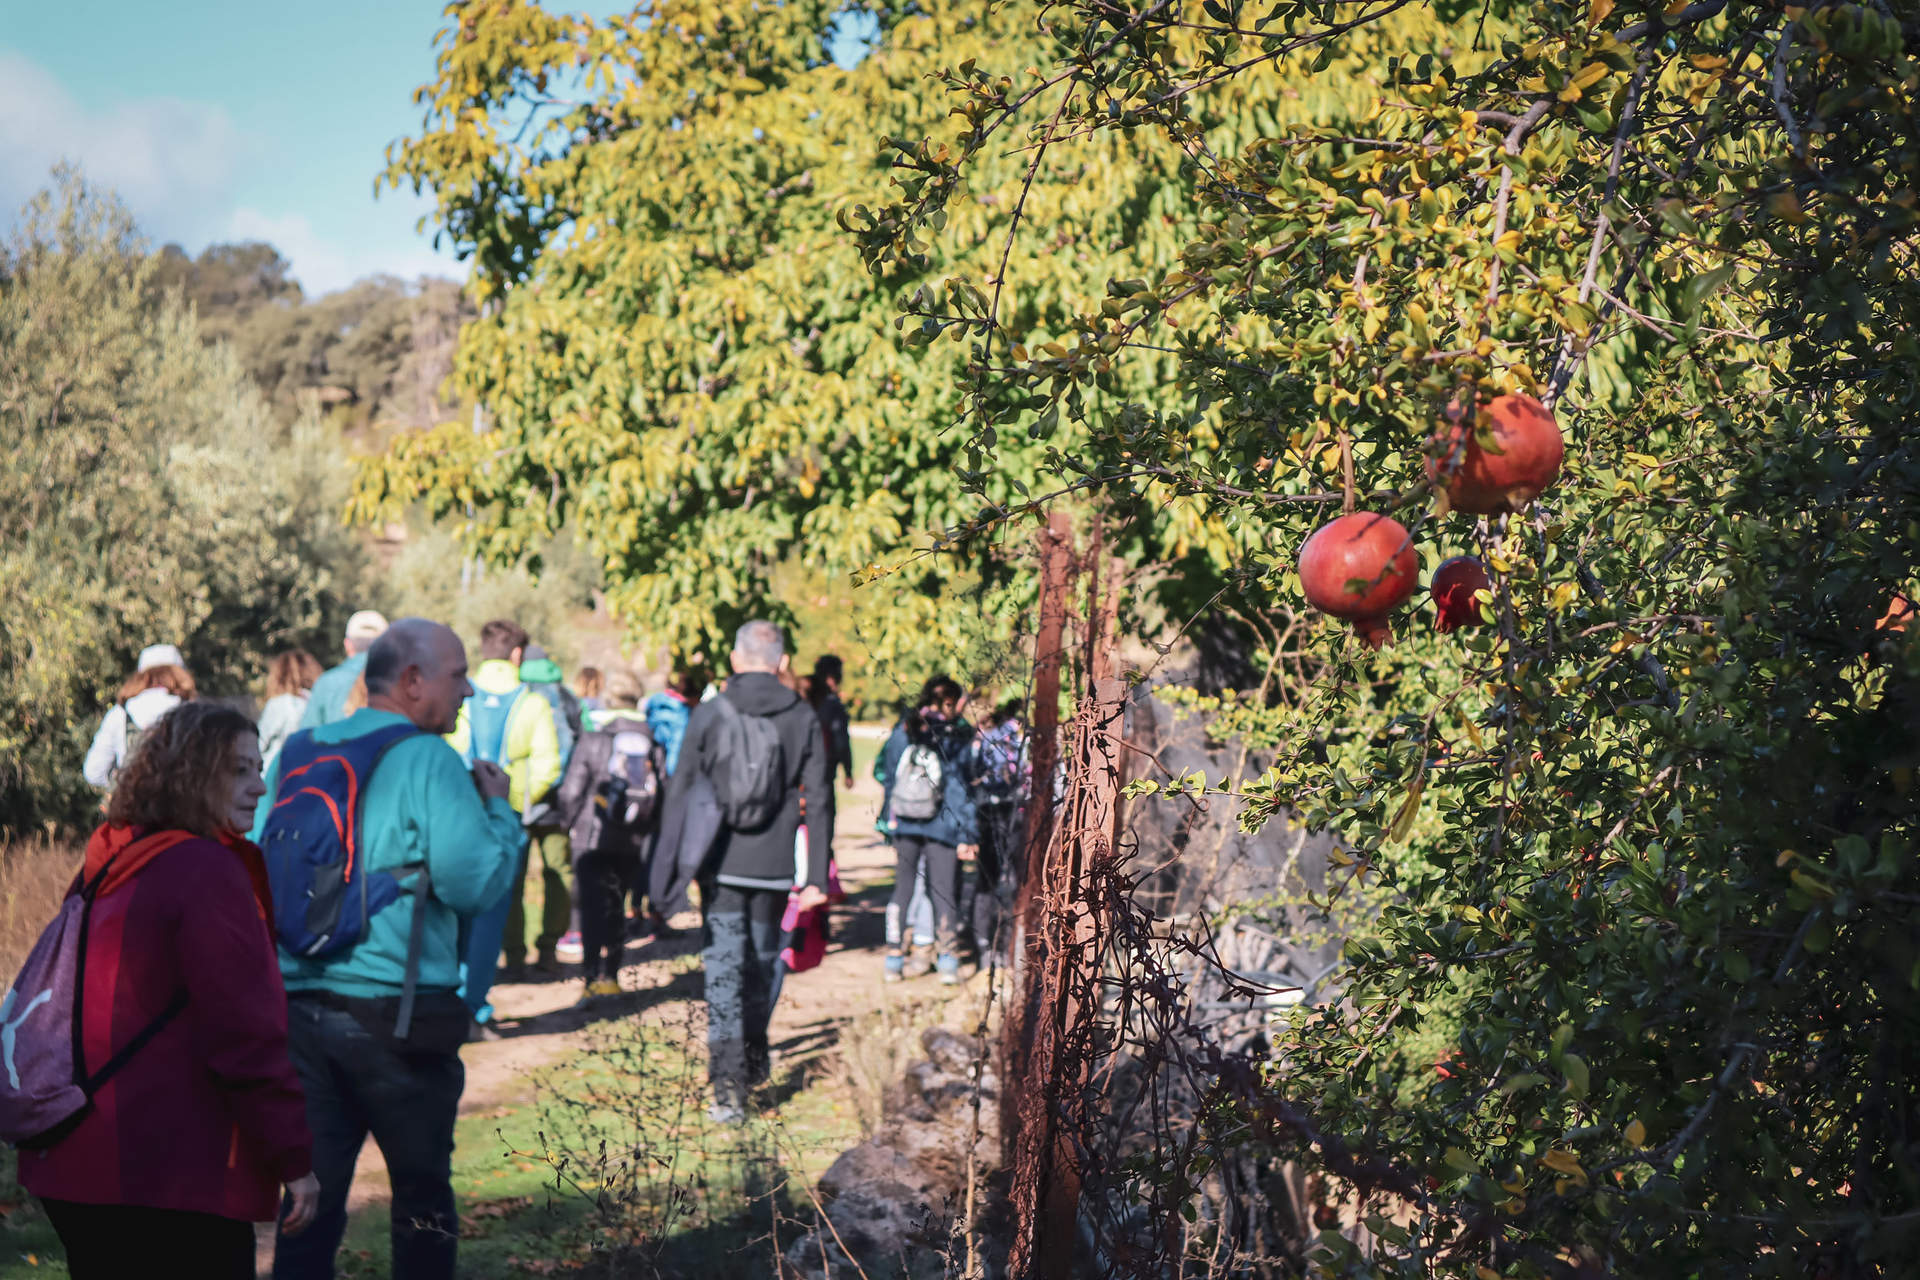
top-left (18, 831), bottom-right (312, 1222)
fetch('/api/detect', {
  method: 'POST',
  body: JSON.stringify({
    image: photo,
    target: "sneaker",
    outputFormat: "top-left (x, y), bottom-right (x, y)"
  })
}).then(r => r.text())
top-left (902, 949), bottom-right (934, 980)
top-left (554, 932), bottom-right (585, 965)
top-left (708, 1103), bottom-right (746, 1127)
top-left (936, 954), bottom-right (963, 986)
top-left (579, 978), bottom-right (621, 1002)
top-left (883, 953), bottom-right (905, 984)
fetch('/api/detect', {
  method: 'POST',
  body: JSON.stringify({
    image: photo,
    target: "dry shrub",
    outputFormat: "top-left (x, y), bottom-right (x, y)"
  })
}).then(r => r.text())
top-left (0, 835), bottom-right (81, 978)
top-left (832, 991), bottom-right (956, 1139)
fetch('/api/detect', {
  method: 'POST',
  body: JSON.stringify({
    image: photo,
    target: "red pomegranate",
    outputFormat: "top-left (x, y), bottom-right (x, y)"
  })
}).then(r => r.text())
top-left (1430, 556), bottom-right (1491, 632)
top-left (1299, 511), bottom-right (1419, 649)
top-left (1427, 393), bottom-right (1564, 514)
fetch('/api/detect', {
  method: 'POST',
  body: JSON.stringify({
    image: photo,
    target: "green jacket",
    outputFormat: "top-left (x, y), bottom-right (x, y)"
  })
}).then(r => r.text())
top-left (445, 659), bottom-right (564, 814)
top-left (253, 709), bottom-right (523, 998)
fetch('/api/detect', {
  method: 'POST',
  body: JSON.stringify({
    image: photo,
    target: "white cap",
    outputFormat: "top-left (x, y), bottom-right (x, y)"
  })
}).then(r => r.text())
top-left (136, 644), bottom-right (185, 673)
top-left (345, 610), bottom-right (390, 642)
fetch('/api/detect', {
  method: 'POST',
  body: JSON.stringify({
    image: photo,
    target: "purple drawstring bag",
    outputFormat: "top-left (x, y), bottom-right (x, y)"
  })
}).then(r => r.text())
top-left (0, 860), bottom-right (185, 1150)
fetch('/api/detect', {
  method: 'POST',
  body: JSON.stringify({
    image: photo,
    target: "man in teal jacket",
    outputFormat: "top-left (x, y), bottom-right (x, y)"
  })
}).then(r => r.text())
top-left (299, 609), bottom-right (389, 729)
top-left (259, 618), bottom-right (521, 1280)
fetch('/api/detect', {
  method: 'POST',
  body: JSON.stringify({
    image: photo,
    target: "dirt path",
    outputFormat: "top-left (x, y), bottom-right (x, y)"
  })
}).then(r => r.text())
top-left (333, 771), bottom-right (914, 1215)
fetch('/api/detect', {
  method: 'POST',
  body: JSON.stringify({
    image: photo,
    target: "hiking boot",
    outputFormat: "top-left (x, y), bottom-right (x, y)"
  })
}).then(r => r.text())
top-left (936, 954), bottom-right (963, 986)
top-left (579, 978), bottom-right (621, 1003)
top-left (554, 931), bottom-right (585, 965)
top-left (883, 953), bottom-right (905, 984)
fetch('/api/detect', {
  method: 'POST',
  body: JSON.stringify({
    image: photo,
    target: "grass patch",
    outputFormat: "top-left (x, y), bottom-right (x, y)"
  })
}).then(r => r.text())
top-left (331, 996), bottom-right (867, 1278)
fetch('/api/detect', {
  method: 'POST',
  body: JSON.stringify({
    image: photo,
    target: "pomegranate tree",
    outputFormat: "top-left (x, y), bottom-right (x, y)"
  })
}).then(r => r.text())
top-left (1298, 511), bottom-right (1418, 648)
top-left (1428, 393), bottom-right (1565, 515)
top-left (1430, 556), bottom-right (1491, 632)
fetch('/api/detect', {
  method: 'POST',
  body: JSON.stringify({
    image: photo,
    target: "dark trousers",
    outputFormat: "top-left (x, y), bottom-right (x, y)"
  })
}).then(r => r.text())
top-left (890, 835), bottom-right (960, 954)
top-left (274, 998), bottom-right (465, 1280)
top-left (41, 1198), bottom-right (254, 1280)
top-left (576, 850), bottom-right (635, 979)
top-left (976, 803), bottom-right (1025, 956)
top-left (700, 883), bottom-right (785, 1109)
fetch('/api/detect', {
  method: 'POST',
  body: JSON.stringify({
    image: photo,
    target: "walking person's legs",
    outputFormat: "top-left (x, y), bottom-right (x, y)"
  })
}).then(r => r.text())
top-left (461, 834), bottom-right (527, 1022)
top-left (575, 849), bottom-right (627, 988)
top-left (358, 1046), bottom-right (464, 1280)
top-left (917, 840), bottom-right (963, 980)
top-left (44, 1200), bottom-right (256, 1280)
top-left (275, 1000), bottom-right (375, 1280)
top-left (741, 886), bottom-right (786, 1088)
top-left (526, 825), bottom-right (573, 963)
top-left (702, 882), bottom-right (755, 1117)
top-left (885, 835), bottom-right (929, 980)
top-left (500, 840), bottom-right (532, 978)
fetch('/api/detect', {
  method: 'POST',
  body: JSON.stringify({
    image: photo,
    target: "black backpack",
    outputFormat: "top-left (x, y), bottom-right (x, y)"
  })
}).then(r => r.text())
top-left (707, 696), bottom-right (785, 831)
top-left (590, 726), bottom-right (661, 853)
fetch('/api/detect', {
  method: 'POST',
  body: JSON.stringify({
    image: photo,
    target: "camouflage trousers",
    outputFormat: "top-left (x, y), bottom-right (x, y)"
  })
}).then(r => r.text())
top-left (700, 882), bottom-right (786, 1109)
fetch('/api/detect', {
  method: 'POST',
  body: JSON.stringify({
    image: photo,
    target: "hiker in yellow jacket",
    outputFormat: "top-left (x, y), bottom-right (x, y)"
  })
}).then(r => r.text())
top-left (449, 620), bottom-right (561, 1035)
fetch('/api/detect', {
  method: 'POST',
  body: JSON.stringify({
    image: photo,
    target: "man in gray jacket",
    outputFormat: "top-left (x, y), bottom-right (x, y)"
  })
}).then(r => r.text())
top-left (663, 620), bottom-right (829, 1121)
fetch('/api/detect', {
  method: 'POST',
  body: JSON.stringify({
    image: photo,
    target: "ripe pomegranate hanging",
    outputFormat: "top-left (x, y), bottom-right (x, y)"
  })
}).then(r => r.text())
top-left (1427, 393), bottom-right (1564, 515)
top-left (1430, 556), bottom-right (1491, 632)
top-left (1299, 511), bottom-right (1419, 649)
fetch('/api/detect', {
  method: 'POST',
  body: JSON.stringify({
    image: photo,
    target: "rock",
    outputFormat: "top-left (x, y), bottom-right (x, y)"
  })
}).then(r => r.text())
top-left (783, 1025), bottom-right (1001, 1279)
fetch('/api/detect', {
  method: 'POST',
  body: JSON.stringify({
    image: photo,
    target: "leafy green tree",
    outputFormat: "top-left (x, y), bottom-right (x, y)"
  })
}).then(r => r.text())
top-left (0, 172), bottom-right (371, 831)
top-left (358, 0), bottom-right (1342, 664)
top-left (869, 0), bottom-right (1920, 1272)
top-left (150, 242), bottom-right (471, 431)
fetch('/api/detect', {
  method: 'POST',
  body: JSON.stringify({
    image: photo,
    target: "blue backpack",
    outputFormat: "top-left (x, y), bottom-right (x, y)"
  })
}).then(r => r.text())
top-left (461, 685), bottom-right (527, 768)
top-left (260, 724), bottom-right (423, 963)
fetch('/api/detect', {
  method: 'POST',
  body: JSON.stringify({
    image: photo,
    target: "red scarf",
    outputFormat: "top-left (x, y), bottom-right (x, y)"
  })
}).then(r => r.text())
top-left (84, 824), bottom-right (275, 921)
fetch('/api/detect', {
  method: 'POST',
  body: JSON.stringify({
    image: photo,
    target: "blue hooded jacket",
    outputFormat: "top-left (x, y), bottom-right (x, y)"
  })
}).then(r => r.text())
top-left (878, 713), bottom-right (981, 848)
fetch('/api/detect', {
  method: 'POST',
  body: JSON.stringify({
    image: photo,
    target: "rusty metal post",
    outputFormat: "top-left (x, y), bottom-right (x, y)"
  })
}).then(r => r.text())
top-left (1007, 534), bottom-right (1126, 1280)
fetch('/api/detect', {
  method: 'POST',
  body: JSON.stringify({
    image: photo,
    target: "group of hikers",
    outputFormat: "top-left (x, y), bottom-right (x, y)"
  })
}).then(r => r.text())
top-left (4, 609), bottom-right (1031, 1280)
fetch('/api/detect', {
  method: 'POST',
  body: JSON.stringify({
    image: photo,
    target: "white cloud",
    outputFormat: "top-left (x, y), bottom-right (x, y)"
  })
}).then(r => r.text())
top-left (0, 51), bottom-right (460, 297)
top-left (0, 50), bottom-right (243, 245)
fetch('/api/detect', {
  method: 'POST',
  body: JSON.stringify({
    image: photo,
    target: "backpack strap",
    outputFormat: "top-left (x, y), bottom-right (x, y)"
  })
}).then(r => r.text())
top-left (71, 849), bottom-right (189, 1097)
top-left (393, 865), bottom-right (432, 1040)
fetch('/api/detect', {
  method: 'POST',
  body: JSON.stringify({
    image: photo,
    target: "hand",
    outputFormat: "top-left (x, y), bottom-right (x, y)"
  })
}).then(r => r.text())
top-left (794, 884), bottom-right (830, 911)
top-left (281, 1172), bottom-right (321, 1236)
top-left (471, 759), bottom-right (511, 801)
top-left (957, 843), bottom-right (979, 861)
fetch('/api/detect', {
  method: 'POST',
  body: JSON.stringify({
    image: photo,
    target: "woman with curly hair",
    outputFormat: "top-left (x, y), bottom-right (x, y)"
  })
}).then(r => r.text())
top-left (81, 643), bottom-right (197, 790)
top-left (18, 702), bottom-right (319, 1279)
top-left (257, 649), bottom-right (325, 773)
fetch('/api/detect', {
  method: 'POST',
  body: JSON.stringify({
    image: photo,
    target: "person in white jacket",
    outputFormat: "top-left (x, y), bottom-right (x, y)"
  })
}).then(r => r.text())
top-left (83, 643), bottom-right (196, 789)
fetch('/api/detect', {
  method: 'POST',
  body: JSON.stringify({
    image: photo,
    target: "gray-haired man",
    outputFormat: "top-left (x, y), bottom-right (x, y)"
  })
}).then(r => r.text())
top-left (660, 620), bottom-right (829, 1121)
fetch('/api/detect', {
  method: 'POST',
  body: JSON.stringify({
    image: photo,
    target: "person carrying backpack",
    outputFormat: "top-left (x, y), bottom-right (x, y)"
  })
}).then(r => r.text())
top-left (510, 642), bottom-right (580, 977)
top-left (554, 686), bottom-right (662, 999)
top-left (660, 621), bottom-right (829, 1123)
top-left (444, 620), bottom-right (562, 1024)
top-left (878, 677), bottom-right (981, 985)
top-left (643, 667), bottom-right (705, 775)
top-left (6, 702), bottom-right (316, 1280)
top-left (968, 698), bottom-right (1030, 960)
top-left (81, 644), bottom-right (195, 791)
top-left (300, 611), bottom-right (389, 730)
top-left (253, 618), bottom-right (521, 1280)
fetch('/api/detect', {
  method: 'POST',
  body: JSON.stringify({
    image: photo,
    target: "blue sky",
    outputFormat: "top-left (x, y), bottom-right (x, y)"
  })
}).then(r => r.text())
top-left (1, 0), bottom-right (460, 294)
top-left (1, 3), bottom-right (878, 298)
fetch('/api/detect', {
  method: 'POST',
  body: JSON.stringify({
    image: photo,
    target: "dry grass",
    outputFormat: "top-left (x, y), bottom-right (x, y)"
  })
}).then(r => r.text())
top-left (0, 835), bottom-right (82, 979)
